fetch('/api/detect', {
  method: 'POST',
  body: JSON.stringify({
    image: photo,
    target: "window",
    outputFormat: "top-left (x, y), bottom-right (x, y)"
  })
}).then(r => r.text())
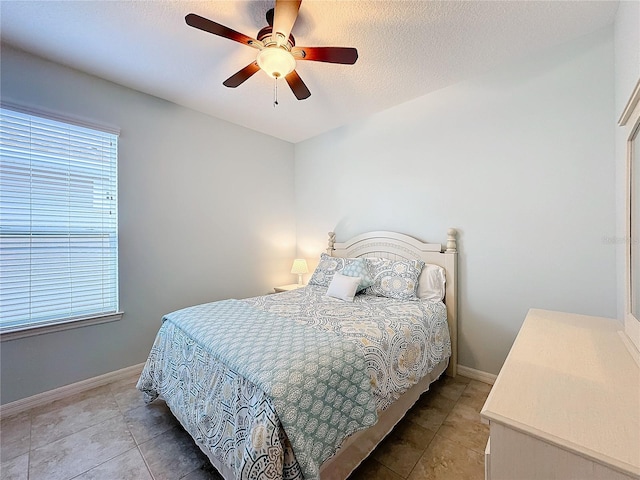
top-left (0, 106), bottom-right (120, 337)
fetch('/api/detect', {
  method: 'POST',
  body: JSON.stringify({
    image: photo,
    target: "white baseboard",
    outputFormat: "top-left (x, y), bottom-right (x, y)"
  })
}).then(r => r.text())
top-left (0, 363), bottom-right (145, 419)
top-left (457, 364), bottom-right (497, 385)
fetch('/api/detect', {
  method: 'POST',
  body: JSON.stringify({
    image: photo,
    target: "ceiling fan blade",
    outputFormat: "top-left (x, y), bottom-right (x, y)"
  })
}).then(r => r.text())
top-left (223, 62), bottom-right (260, 88)
top-left (285, 70), bottom-right (311, 100)
top-left (291, 46), bottom-right (358, 64)
top-left (185, 13), bottom-right (260, 49)
top-left (273, 0), bottom-right (302, 46)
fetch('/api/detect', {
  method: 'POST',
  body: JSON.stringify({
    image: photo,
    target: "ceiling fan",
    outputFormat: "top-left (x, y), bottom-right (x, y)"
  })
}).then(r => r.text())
top-left (185, 0), bottom-right (358, 101)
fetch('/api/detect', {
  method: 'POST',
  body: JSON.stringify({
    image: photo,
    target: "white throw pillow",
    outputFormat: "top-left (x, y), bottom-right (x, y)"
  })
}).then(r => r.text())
top-left (417, 264), bottom-right (446, 302)
top-left (326, 273), bottom-right (362, 302)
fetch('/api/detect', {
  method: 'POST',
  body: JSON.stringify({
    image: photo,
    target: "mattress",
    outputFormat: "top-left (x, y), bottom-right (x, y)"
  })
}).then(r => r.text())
top-left (137, 285), bottom-right (451, 480)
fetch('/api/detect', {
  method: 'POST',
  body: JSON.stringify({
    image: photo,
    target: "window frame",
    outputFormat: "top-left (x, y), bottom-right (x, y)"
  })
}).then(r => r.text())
top-left (620, 79), bottom-right (640, 356)
top-left (0, 104), bottom-right (123, 341)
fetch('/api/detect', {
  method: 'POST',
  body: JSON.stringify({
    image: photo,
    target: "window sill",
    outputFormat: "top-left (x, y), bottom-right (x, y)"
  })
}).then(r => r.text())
top-left (0, 312), bottom-right (124, 342)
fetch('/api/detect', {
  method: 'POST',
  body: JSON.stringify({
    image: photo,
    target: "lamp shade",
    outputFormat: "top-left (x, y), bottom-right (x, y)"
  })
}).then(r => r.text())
top-left (290, 259), bottom-right (309, 275)
top-left (257, 47), bottom-right (296, 79)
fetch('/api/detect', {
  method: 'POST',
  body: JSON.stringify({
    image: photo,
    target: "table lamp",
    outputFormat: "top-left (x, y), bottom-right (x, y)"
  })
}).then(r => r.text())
top-left (290, 259), bottom-right (308, 285)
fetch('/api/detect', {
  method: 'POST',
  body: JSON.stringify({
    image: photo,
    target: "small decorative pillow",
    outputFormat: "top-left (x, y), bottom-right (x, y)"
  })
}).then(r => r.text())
top-left (417, 264), bottom-right (446, 302)
top-left (363, 257), bottom-right (425, 300)
top-left (340, 258), bottom-right (374, 292)
top-left (326, 273), bottom-right (361, 302)
top-left (308, 253), bottom-right (347, 287)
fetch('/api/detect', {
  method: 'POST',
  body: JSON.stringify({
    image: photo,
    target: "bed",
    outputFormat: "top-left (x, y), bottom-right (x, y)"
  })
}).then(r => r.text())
top-left (137, 229), bottom-right (458, 480)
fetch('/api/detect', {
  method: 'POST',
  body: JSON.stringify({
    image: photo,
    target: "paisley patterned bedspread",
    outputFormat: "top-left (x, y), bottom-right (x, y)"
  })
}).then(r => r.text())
top-left (137, 287), bottom-right (450, 480)
top-left (245, 285), bottom-right (451, 410)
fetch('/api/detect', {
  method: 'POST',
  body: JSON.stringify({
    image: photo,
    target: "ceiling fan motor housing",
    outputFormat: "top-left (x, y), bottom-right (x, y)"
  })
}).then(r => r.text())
top-left (257, 26), bottom-right (295, 49)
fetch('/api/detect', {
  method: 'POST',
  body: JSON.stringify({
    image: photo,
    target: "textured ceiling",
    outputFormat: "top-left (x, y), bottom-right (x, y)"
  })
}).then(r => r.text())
top-left (0, 1), bottom-right (619, 143)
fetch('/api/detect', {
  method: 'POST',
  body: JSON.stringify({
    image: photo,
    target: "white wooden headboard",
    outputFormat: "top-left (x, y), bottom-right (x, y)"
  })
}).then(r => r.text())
top-left (328, 229), bottom-right (458, 377)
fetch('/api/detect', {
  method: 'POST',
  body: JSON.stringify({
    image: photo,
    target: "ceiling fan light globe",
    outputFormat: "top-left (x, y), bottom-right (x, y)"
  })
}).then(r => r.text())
top-left (257, 47), bottom-right (296, 79)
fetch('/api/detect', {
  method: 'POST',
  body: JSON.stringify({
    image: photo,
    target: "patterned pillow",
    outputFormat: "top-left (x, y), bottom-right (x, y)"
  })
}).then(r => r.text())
top-left (363, 257), bottom-right (425, 300)
top-left (341, 258), bottom-right (374, 292)
top-left (308, 253), bottom-right (347, 287)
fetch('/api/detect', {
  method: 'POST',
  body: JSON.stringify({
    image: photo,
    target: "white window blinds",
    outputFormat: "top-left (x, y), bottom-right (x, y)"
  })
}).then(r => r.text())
top-left (0, 107), bottom-right (119, 333)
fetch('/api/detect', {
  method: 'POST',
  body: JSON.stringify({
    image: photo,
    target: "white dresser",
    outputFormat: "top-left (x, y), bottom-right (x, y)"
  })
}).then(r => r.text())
top-left (481, 309), bottom-right (640, 480)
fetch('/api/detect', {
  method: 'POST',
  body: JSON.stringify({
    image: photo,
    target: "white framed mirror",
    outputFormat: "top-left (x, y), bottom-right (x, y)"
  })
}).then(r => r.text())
top-left (619, 78), bottom-right (640, 354)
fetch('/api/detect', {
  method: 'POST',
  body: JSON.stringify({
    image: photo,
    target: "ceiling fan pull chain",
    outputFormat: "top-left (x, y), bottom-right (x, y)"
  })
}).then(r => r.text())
top-left (273, 78), bottom-right (279, 107)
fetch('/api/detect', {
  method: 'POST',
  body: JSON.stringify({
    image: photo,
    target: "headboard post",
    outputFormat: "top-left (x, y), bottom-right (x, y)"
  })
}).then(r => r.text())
top-left (327, 231), bottom-right (336, 254)
top-left (446, 228), bottom-right (457, 253)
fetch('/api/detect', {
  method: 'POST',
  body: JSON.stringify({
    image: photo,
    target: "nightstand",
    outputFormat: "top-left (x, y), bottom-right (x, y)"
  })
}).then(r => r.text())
top-left (274, 283), bottom-right (305, 293)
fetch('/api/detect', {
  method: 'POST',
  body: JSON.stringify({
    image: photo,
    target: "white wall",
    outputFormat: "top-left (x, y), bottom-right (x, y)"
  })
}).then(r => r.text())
top-left (614, 1), bottom-right (640, 320)
top-left (294, 28), bottom-right (617, 375)
top-left (0, 45), bottom-right (296, 404)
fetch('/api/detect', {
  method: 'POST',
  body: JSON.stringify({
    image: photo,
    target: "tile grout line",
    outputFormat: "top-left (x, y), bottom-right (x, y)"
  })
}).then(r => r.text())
top-left (405, 396), bottom-right (454, 480)
top-left (403, 378), bottom-right (488, 480)
top-left (28, 410), bottom-right (122, 454)
top-left (105, 387), bottom-right (155, 480)
top-left (138, 443), bottom-right (157, 480)
top-left (27, 391), bottom-right (132, 480)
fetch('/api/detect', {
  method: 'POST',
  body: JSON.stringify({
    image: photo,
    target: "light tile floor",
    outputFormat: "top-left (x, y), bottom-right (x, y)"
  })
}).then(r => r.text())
top-left (0, 373), bottom-right (490, 480)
